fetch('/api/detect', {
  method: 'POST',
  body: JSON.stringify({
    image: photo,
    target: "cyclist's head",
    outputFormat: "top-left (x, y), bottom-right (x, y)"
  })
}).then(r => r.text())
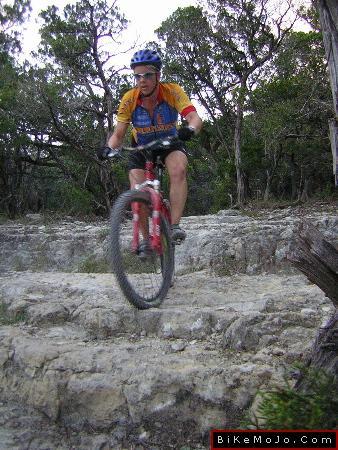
top-left (130, 49), bottom-right (162, 72)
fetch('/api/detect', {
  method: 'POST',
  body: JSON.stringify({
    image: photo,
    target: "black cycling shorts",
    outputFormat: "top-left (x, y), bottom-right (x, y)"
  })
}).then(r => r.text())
top-left (127, 147), bottom-right (187, 171)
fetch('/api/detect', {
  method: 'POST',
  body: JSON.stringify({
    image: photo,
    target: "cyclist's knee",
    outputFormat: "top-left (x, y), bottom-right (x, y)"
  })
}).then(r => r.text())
top-left (170, 166), bottom-right (187, 184)
top-left (166, 154), bottom-right (187, 183)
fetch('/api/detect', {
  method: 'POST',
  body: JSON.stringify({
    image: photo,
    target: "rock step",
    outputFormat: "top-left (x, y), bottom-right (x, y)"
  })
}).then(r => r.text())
top-left (1, 209), bottom-right (337, 274)
top-left (0, 271), bottom-right (332, 340)
top-left (0, 271), bottom-right (334, 448)
top-left (0, 321), bottom-right (324, 448)
top-left (0, 400), bottom-right (75, 450)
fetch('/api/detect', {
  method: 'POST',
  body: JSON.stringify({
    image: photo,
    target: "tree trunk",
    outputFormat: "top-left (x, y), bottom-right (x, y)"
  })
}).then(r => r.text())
top-left (329, 118), bottom-right (338, 186)
top-left (300, 177), bottom-right (310, 202)
top-left (287, 221), bottom-right (338, 382)
top-left (264, 171), bottom-right (271, 201)
top-left (316, 0), bottom-right (338, 186)
top-left (234, 100), bottom-right (245, 205)
top-left (287, 221), bottom-right (338, 305)
top-left (306, 311), bottom-right (337, 370)
top-left (288, 152), bottom-right (298, 200)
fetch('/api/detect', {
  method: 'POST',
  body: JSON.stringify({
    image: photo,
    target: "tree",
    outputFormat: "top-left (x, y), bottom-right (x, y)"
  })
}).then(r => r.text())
top-left (0, 0), bottom-right (31, 55)
top-left (247, 30), bottom-right (332, 201)
top-left (2, 0), bottom-right (132, 215)
top-left (35, 0), bottom-right (132, 213)
top-left (157, 0), bottom-right (296, 205)
top-left (0, 0), bottom-right (31, 216)
top-left (38, 0), bottom-right (129, 132)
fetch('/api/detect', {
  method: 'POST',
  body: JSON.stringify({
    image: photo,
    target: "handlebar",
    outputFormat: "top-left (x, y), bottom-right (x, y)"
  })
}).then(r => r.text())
top-left (124, 135), bottom-right (183, 152)
top-left (106, 135), bottom-right (184, 159)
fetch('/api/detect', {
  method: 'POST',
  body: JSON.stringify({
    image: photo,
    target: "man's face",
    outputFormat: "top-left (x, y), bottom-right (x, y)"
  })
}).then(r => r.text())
top-left (133, 65), bottom-right (159, 96)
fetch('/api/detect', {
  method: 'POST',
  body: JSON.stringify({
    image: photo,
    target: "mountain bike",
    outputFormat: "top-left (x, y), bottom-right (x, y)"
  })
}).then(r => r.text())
top-left (108, 136), bottom-right (183, 309)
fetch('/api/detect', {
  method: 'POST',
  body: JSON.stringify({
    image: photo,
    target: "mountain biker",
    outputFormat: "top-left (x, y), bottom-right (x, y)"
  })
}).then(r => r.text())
top-left (101, 48), bottom-right (203, 245)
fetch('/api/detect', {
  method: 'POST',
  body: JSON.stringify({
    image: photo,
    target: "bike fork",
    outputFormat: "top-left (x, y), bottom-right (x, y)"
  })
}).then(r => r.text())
top-left (131, 202), bottom-right (141, 252)
top-left (131, 191), bottom-right (162, 254)
top-left (150, 189), bottom-right (162, 254)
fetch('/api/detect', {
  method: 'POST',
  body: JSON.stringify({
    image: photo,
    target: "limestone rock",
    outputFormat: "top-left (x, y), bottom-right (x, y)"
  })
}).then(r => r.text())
top-left (0, 205), bottom-right (337, 448)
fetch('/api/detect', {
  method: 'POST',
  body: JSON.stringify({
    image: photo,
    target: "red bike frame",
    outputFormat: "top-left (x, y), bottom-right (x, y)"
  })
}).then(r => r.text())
top-left (131, 159), bottom-right (171, 255)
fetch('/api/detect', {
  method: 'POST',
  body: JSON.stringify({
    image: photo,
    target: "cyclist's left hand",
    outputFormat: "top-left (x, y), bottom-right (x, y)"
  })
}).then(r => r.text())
top-left (97, 146), bottom-right (121, 160)
top-left (178, 126), bottom-right (195, 141)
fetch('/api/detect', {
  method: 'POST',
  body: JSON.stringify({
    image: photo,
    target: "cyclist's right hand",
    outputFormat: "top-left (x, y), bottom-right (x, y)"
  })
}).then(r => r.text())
top-left (97, 146), bottom-right (121, 160)
top-left (177, 126), bottom-right (195, 141)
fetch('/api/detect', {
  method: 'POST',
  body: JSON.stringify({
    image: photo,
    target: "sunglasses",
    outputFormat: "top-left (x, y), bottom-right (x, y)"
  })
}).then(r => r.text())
top-left (133, 72), bottom-right (157, 81)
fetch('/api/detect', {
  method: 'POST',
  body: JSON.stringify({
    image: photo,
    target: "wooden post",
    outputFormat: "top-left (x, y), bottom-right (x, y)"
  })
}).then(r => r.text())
top-left (317, 0), bottom-right (338, 186)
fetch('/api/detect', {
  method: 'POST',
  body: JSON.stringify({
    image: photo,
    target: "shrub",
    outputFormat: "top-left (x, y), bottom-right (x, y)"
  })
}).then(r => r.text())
top-left (249, 367), bottom-right (337, 429)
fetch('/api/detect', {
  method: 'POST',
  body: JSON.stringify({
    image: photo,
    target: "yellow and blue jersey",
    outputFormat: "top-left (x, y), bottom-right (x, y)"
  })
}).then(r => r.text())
top-left (116, 82), bottom-right (196, 145)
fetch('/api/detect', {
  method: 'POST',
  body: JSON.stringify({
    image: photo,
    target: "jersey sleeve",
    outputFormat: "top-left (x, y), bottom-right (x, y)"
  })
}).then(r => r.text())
top-left (116, 90), bottom-right (137, 124)
top-left (169, 84), bottom-right (196, 118)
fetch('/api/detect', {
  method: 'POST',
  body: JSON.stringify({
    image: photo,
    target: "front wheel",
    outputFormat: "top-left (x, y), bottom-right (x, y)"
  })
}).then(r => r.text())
top-left (110, 190), bottom-right (174, 309)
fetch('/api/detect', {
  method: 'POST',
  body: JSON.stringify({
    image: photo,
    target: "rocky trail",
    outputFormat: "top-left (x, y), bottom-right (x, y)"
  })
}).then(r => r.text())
top-left (0, 204), bottom-right (337, 449)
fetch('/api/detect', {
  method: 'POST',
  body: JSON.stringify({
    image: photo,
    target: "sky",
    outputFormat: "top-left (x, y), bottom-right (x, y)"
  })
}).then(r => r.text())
top-left (22, 0), bottom-right (196, 60)
top-left (21, 0), bottom-right (312, 62)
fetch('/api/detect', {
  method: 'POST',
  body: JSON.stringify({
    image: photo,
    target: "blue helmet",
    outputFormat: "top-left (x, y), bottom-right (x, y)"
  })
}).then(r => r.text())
top-left (130, 49), bottom-right (162, 70)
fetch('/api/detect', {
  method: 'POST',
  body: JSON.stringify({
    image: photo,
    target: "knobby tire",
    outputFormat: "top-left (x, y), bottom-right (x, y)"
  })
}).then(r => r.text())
top-left (110, 189), bottom-right (174, 309)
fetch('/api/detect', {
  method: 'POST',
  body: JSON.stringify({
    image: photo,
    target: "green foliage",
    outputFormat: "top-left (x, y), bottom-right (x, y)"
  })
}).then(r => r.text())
top-left (250, 367), bottom-right (338, 430)
top-left (156, 1), bottom-right (329, 206)
top-left (0, 0), bottom-right (31, 54)
top-left (212, 255), bottom-right (246, 277)
top-left (77, 255), bottom-right (110, 273)
top-left (47, 181), bottom-right (95, 215)
top-left (0, 0), bottom-right (335, 217)
top-left (243, 29), bottom-right (332, 201)
top-left (39, 1), bottom-right (127, 74)
top-left (0, 213), bottom-right (9, 224)
top-left (156, 5), bottom-right (229, 117)
top-left (0, 301), bottom-right (27, 325)
top-left (0, 0), bottom-right (132, 217)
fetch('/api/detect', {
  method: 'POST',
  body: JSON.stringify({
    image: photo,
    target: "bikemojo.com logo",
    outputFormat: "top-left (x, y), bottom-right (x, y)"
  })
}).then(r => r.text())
top-left (210, 430), bottom-right (337, 449)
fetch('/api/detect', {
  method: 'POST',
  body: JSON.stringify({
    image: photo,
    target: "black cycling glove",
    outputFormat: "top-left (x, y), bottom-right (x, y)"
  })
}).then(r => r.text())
top-left (97, 146), bottom-right (121, 160)
top-left (177, 126), bottom-right (195, 141)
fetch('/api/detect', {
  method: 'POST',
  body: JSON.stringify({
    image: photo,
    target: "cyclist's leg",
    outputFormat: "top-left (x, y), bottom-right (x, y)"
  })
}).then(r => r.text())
top-left (128, 151), bottom-right (147, 190)
top-left (129, 169), bottom-right (149, 241)
top-left (127, 150), bottom-right (149, 242)
top-left (164, 150), bottom-right (188, 227)
top-left (129, 168), bottom-right (145, 189)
